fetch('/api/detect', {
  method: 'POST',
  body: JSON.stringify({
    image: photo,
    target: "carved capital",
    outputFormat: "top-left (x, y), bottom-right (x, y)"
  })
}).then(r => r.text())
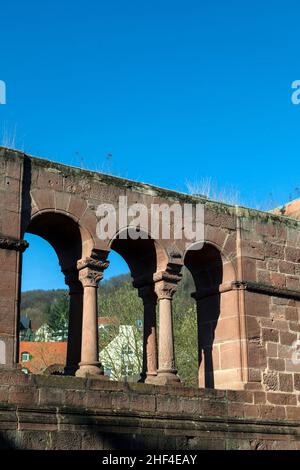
top-left (154, 280), bottom-right (178, 300)
top-left (77, 257), bottom-right (109, 288)
top-left (153, 263), bottom-right (182, 300)
top-left (0, 236), bottom-right (29, 253)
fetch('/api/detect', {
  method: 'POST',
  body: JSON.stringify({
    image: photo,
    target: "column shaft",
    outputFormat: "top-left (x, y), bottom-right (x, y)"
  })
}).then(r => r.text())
top-left (154, 275), bottom-right (181, 385)
top-left (140, 299), bottom-right (158, 383)
top-left (75, 255), bottom-right (109, 377)
top-left (65, 290), bottom-right (83, 375)
top-left (137, 284), bottom-right (158, 383)
top-left (158, 298), bottom-right (177, 373)
top-left (80, 286), bottom-right (99, 366)
top-left (145, 301), bottom-right (158, 379)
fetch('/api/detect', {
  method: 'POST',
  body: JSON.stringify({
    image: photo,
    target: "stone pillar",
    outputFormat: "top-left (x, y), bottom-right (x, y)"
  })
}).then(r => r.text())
top-left (0, 237), bottom-right (28, 369)
top-left (75, 256), bottom-right (109, 377)
top-left (138, 285), bottom-right (158, 384)
top-left (154, 272), bottom-right (181, 385)
top-left (63, 267), bottom-right (83, 376)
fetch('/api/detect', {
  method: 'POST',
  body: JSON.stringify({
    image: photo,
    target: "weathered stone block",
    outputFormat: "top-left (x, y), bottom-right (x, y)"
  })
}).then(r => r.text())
top-left (265, 242), bottom-right (285, 259)
top-left (259, 405), bottom-right (286, 420)
top-left (268, 358), bottom-right (285, 372)
top-left (279, 373), bottom-right (293, 392)
top-left (267, 392), bottom-right (296, 406)
top-left (8, 385), bottom-right (39, 405)
top-left (50, 431), bottom-right (81, 450)
top-left (86, 390), bottom-right (112, 410)
top-left (280, 331), bottom-right (297, 346)
top-left (130, 394), bottom-right (156, 413)
top-left (262, 328), bottom-right (279, 342)
top-left (285, 247), bottom-right (300, 263)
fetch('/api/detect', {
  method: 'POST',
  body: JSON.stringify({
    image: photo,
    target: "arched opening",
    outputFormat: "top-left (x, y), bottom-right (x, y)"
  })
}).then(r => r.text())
top-left (110, 228), bottom-right (167, 281)
top-left (104, 228), bottom-right (168, 383)
top-left (98, 250), bottom-right (143, 381)
top-left (172, 267), bottom-right (198, 387)
top-left (27, 212), bottom-right (84, 268)
top-left (185, 243), bottom-right (244, 390)
top-left (20, 233), bottom-right (68, 374)
top-left (20, 211), bottom-right (91, 376)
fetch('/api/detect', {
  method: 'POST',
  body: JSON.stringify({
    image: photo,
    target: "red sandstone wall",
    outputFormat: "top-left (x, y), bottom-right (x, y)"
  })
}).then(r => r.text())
top-left (0, 370), bottom-right (299, 450)
top-left (1, 148), bottom-right (300, 394)
top-left (0, 152), bottom-right (24, 367)
top-left (240, 216), bottom-right (300, 394)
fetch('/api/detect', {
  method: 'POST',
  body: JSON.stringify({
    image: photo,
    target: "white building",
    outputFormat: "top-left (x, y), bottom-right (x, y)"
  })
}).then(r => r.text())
top-left (100, 325), bottom-right (142, 381)
top-left (34, 324), bottom-right (67, 342)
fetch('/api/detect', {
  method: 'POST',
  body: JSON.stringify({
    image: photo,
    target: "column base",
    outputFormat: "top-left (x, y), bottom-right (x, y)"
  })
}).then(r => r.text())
top-left (152, 369), bottom-right (181, 385)
top-left (75, 362), bottom-right (104, 378)
top-left (138, 372), bottom-right (158, 384)
top-left (145, 373), bottom-right (158, 385)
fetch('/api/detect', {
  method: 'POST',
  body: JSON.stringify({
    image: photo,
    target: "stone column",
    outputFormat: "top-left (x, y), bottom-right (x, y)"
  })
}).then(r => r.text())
top-left (75, 256), bottom-right (109, 377)
top-left (154, 273), bottom-right (181, 385)
top-left (138, 285), bottom-right (158, 383)
top-left (0, 237), bottom-right (29, 369)
top-left (63, 267), bottom-right (83, 376)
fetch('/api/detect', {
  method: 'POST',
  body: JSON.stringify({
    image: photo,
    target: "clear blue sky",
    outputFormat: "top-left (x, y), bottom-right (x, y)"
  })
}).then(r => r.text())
top-left (1, 1), bottom-right (300, 290)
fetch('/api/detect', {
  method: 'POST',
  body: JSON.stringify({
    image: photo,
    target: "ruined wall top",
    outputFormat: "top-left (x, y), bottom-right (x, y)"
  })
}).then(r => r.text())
top-left (1, 146), bottom-right (300, 230)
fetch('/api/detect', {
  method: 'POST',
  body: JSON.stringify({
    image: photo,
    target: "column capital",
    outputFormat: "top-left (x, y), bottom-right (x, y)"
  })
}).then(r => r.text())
top-left (154, 280), bottom-right (177, 300)
top-left (77, 257), bottom-right (109, 288)
top-left (153, 264), bottom-right (182, 300)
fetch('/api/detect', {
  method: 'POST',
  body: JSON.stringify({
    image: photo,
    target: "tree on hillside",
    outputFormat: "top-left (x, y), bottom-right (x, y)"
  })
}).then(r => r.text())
top-left (46, 293), bottom-right (69, 340)
top-left (172, 268), bottom-right (199, 387)
top-left (21, 289), bottom-right (67, 331)
top-left (173, 305), bottom-right (198, 387)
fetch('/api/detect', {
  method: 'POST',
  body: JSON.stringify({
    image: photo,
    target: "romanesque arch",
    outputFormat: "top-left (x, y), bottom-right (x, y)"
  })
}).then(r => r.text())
top-left (22, 210), bottom-right (97, 376)
top-left (109, 228), bottom-right (169, 383)
top-left (185, 241), bottom-right (246, 390)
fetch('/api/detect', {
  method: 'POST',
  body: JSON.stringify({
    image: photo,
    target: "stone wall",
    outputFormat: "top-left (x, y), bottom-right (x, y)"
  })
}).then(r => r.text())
top-left (240, 214), bottom-right (300, 391)
top-left (1, 148), bottom-right (300, 449)
top-left (1, 148), bottom-right (300, 391)
top-left (0, 370), bottom-right (299, 450)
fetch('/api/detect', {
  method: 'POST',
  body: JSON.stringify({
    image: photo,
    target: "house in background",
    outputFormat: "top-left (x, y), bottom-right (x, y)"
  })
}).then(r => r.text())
top-left (19, 317), bottom-right (142, 379)
top-left (98, 316), bottom-right (118, 329)
top-left (100, 325), bottom-right (142, 381)
top-left (19, 316), bottom-right (34, 341)
top-left (19, 341), bottom-right (67, 374)
top-left (34, 323), bottom-right (68, 342)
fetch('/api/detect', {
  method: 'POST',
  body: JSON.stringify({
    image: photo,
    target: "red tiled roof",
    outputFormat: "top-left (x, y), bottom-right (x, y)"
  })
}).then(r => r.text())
top-left (19, 341), bottom-right (67, 374)
top-left (98, 316), bottom-right (117, 325)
